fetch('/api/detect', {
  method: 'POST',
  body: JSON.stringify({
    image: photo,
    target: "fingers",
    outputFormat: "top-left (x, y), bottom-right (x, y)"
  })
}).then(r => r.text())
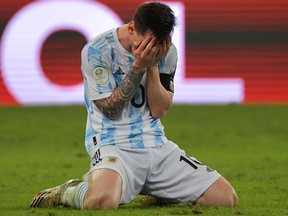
top-left (162, 37), bottom-right (172, 57)
top-left (132, 32), bottom-right (155, 52)
top-left (143, 37), bottom-right (157, 56)
top-left (132, 34), bottom-right (172, 69)
top-left (155, 45), bottom-right (163, 61)
top-left (132, 34), bottom-right (157, 69)
top-left (153, 37), bottom-right (172, 62)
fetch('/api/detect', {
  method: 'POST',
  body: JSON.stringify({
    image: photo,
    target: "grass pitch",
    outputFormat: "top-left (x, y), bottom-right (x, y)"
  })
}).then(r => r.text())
top-left (0, 105), bottom-right (287, 216)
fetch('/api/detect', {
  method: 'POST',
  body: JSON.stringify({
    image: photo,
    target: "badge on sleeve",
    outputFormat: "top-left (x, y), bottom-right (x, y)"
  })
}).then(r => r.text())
top-left (169, 80), bottom-right (174, 93)
top-left (92, 67), bottom-right (109, 85)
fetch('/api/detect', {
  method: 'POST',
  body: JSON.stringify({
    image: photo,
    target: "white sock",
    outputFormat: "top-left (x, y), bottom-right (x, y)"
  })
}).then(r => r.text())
top-left (60, 182), bottom-right (88, 209)
top-left (74, 182), bottom-right (88, 209)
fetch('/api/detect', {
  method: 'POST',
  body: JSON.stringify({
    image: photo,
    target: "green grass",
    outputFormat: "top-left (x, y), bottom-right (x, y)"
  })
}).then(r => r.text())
top-left (0, 105), bottom-right (287, 216)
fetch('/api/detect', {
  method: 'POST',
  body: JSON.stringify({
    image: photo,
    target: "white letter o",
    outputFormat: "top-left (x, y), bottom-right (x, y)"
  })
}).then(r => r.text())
top-left (1, 0), bottom-right (123, 105)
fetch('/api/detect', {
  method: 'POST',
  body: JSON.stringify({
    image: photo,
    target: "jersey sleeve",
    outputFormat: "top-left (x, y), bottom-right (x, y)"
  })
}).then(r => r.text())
top-left (158, 44), bottom-right (178, 93)
top-left (81, 44), bottom-right (116, 101)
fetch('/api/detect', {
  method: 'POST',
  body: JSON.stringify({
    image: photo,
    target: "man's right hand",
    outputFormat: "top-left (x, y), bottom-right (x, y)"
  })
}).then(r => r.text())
top-left (132, 34), bottom-right (160, 70)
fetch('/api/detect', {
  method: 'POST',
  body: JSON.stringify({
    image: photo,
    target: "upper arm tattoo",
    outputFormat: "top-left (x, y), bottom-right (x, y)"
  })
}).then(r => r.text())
top-left (94, 66), bottom-right (145, 120)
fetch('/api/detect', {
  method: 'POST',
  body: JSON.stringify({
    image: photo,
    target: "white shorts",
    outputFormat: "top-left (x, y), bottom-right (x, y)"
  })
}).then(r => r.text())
top-left (83, 141), bottom-right (221, 204)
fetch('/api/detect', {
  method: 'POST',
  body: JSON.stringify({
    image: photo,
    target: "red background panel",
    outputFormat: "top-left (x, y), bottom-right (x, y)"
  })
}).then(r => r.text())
top-left (0, 0), bottom-right (288, 105)
top-left (187, 44), bottom-right (288, 103)
top-left (185, 0), bottom-right (288, 31)
top-left (41, 30), bottom-right (86, 86)
top-left (183, 0), bottom-right (288, 103)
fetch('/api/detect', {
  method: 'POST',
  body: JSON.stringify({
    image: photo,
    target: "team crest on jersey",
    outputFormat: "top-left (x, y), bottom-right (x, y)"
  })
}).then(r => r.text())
top-left (93, 67), bottom-right (109, 85)
top-left (106, 157), bottom-right (118, 164)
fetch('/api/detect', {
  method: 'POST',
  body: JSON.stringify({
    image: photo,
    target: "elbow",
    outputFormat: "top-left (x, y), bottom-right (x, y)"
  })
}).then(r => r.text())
top-left (149, 98), bottom-right (173, 119)
top-left (150, 108), bottom-right (169, 119)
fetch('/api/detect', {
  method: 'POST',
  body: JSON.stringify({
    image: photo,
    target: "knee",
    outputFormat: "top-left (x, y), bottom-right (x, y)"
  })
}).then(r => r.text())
top-left (220, 185), bottom-right (238, 207)
top-left (83, 169), bottom-right (122, 210)
top-left (221, 185), bottom-right (238, 207)
top-left (218, 177), bottom-right (239, 207)
top-left (196, 178), bottom-right (239, 207)
top-left (230, 189), bottom-right (239, 207)
top-left (83, 192), bottom-right (119, 210)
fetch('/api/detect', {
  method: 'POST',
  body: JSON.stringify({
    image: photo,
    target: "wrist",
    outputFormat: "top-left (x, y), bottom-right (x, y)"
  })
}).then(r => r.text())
top-left (148, 64), bottom-right (158, 70)
top-left (132, 63), bottom-right (147, 71)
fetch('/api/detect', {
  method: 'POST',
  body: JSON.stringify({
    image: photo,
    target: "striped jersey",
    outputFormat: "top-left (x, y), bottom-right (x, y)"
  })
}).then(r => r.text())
top-left (81, 28), bottom-right (178, 157)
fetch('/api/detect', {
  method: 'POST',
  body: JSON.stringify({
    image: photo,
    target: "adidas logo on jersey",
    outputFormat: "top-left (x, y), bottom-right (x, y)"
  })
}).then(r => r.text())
top-left (115, 67), bottom-right (125, 75)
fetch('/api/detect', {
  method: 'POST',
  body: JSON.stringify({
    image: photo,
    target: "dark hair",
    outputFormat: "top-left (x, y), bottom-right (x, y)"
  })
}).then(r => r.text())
top-left (133, 2), bottom-right (176, 42)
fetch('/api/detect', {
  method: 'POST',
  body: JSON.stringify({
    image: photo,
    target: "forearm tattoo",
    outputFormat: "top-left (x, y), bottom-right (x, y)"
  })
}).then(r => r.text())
top-left (95, 66), bottom-right (145, 120)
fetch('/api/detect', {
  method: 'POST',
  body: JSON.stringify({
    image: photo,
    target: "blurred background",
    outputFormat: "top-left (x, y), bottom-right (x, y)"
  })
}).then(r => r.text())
top-left (0, 0), bottom-right (288, 106)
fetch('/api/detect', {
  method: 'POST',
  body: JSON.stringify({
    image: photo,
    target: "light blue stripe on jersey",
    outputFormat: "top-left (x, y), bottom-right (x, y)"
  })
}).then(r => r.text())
top-left (100, 117), bottom-right (116, 146)
top-left (83, 75), bottom-right (90, 107)
top-left (150, 118), bottom-right (164, 147)
top-left (88, 34), bottom-right (112, 65)
top-left (83, 75), bottom-right (94, 117)
top-left (87, 46), bottom-right (97, 62)
top-left (87, 45), bottom-right (104, 65)
top-left (112, 73), bottom-right (123, 86)
top-left (129, 114), bottom-right (144, 149)
top-left (90, 34), bottom-right (110, 48)
top-left (96, 82), bottom-right (114, 96)
top-left (83, 76), bottom-right (98, 156)
top-left (128, 55), bottom-right (134, 65)
top-left (128, 90), bottom-right (145, 149)
top-left (105, 34), bottom-right (114, 43)
top-left (158, 58), bottom-right (165, 72)
top-left (85, 127), bottom-right (97, 157)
